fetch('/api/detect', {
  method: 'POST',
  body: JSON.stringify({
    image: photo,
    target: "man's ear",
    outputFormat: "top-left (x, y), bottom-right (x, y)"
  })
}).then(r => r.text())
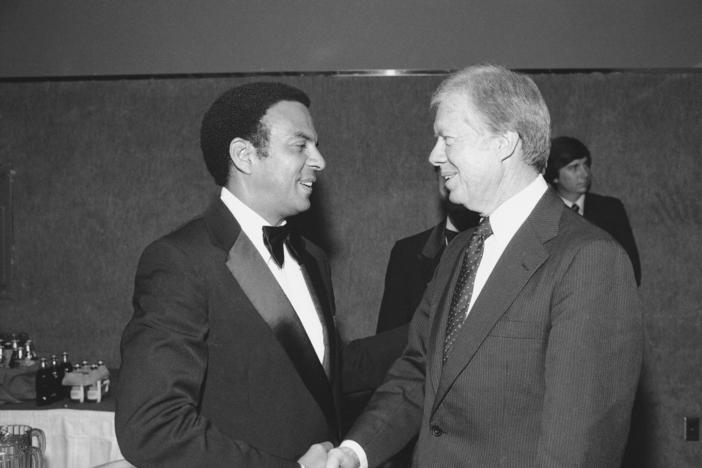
top-left (495, 131), bottom-right (520, 162)
top-left (229, 138), bottom-right (255, 174)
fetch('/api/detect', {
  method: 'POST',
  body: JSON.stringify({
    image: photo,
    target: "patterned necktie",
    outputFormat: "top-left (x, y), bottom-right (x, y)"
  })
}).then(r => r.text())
top-left (443, 217), bottom-right (492, 362)
top-left (262, 225), bottom-right (304, 268)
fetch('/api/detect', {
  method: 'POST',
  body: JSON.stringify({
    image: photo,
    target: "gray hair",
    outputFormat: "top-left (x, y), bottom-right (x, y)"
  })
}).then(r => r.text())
top-left (431, 64), bottom-right (551, 172)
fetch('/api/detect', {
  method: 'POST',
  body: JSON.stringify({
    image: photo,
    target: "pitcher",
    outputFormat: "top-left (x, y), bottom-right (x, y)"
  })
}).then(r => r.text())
top-left (0, 426), bottom-right (44, 468)
top-left (1, 442), bottom-right (41, 468)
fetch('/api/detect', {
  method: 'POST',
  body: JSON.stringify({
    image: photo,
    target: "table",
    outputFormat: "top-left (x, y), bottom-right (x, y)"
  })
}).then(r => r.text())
top-left (0, 370), bottom-right (129, 468)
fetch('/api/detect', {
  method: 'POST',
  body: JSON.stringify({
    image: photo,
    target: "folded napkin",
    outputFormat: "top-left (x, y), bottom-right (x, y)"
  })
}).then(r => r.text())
top-left (62, 365), bottom-right (110, 387)
top-left (0, 366), bottom-right (36, 404)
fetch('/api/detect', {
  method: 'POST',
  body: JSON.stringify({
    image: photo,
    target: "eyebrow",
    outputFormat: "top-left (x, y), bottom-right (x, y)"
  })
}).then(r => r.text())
top-left (293, 130), bottom-right (317, 143)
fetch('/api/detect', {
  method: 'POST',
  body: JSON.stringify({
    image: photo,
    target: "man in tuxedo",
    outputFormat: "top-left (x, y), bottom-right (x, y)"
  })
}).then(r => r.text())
top-left (324, 64), bottom-right (643, 468)
top-left (545, 135), bottom-right (641, 285)
top-left (116, 82), bottom-right (339, 468)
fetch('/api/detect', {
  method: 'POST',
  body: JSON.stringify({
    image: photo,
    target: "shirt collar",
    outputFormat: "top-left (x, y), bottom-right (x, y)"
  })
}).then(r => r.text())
top-left (489, 175), bottom-right (549, 243)
top-left (558, 193), bottom-right (585, 213)
top-left (220, 187), bottom-right (286, 261)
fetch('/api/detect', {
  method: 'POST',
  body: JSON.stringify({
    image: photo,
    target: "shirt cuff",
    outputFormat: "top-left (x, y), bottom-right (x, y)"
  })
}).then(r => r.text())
top-left (340, 439), bottom-right (368, 468)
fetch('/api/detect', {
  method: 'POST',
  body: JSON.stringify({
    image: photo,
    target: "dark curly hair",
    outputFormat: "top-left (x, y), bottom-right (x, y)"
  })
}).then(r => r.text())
top-left (200, 82), bottom-right (311, 186)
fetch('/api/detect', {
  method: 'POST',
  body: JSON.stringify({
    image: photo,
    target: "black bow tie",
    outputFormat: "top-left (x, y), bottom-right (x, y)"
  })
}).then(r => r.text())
top-left (262, 225), bottom-right (304, 268)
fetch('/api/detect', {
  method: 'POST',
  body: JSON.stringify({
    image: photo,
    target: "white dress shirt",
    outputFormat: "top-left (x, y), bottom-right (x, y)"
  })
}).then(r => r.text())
top-left (467, 175), bottom-right (549, 314)
top-left (342, 175), bottom-right (549, 468)
top-left (220, 187), bottom-right (325, 365)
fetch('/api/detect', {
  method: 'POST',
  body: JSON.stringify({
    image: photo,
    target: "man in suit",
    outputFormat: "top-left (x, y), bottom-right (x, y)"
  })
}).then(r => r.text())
top-left (342, 171), bottom-right (478, 407)
top-left (545, 135), bottom-right (641, 285)
top-left (324, 64), bottom-right (643, 468)
top-left (116, 82), bottom-right (339, 468)
top-left (341, 174), bottom-right (479, 466)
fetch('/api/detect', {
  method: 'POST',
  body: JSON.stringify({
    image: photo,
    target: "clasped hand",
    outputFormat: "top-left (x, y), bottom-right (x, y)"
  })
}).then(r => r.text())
top-left (298, 443), bottom-right (360, 468)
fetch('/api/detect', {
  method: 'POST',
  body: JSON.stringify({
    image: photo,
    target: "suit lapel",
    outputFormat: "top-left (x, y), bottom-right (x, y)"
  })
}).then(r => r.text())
top-left (430, 191), bottom-right (562, 415)
top-left (427, 240), bottom-right (465, 392)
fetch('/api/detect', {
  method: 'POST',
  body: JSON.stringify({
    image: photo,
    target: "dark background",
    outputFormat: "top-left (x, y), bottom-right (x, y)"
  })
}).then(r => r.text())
top-left (1, 2), bottom-right (701, 467)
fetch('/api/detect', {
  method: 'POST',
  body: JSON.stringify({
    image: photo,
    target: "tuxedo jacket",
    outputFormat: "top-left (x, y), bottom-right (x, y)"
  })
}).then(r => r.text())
top-left (348, 189), bottom-right (643, 468)
top-left (584, 192), bottom-right (641, 285)
top-left (115, 200), bottom-right (341, 468)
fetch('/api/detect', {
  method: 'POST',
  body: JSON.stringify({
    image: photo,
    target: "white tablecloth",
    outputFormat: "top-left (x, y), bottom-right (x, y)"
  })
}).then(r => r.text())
top-left (0, 408), bottom-right (126, 468)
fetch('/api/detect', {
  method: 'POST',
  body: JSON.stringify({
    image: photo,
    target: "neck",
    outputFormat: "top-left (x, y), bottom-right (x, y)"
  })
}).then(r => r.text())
top-left (225, 182), bottom-right (284, 226)
top-left (482, 165), bottom-right (539, 216)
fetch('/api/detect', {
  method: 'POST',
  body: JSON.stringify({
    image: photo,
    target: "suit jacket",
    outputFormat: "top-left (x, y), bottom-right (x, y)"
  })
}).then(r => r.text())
top-left (348, 189), bottom-right (643, 468)
top-left (376, 221), bottom-right (449, 334)
top-left (115, 199), bottom-right (341, 468)
top-left (584, 192), bottom-right (641, 285)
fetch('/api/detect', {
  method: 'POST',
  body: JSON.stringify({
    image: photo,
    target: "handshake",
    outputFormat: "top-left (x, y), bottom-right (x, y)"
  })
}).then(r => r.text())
top-left (298, 442), bottom-right (361, 468)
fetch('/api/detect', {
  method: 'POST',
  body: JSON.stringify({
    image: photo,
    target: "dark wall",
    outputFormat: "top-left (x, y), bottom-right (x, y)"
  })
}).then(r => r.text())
top-left (1, 0), bottom-right (701, 78)
top-left (1, 72), bottom-right (701, 466)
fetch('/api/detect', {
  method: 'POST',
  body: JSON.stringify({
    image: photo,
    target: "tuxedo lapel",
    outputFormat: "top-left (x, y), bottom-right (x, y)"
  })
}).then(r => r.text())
top-left (298, 245), bottom-right (336, 376)
top-left (430, 191), bottom-right (562, 415)
top-left (224, 225), bottom-right (337, 433)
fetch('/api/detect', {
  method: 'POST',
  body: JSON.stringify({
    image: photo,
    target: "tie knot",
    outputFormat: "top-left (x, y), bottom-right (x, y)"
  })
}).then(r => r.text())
top-left (570, 204), bottom-right (580, 214)
top-left (262, 225), bottom-right (303, 267)
top-left (476, 217), bottom-right (493, 240)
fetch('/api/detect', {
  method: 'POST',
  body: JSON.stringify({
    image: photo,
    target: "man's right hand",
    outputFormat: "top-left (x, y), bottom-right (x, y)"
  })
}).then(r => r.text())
top-left (325, 446), bottom-right (360, 468)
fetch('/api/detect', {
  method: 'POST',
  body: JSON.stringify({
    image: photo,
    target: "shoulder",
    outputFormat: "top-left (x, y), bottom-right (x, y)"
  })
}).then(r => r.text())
top-left (392, 224), bottom-right (437, 253)
top-left (139, 215), bottom-right (213, 267)
top-left (586, 192), bottom-right (625, 210)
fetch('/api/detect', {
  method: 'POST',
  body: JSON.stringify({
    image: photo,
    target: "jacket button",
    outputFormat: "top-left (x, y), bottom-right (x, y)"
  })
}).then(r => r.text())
top-left (430, 424), bottom-right (443, 437)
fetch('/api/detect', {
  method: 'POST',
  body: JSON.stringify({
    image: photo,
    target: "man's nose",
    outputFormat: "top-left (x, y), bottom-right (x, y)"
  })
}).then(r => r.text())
top-left (308, 146), bottom-right (326, 171)
top-left (428, 139), bottom-right (445, 166)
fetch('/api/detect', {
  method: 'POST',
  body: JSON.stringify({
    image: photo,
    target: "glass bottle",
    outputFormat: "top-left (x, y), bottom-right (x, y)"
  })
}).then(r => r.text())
top-left (36, 357), bottom-right (61, 405)
top-left (9, 339), bottom-right (20, 368)
top-left (24, 339), bottom-right (37, 361)
top-left (60, 352), bottom-right (73, 396)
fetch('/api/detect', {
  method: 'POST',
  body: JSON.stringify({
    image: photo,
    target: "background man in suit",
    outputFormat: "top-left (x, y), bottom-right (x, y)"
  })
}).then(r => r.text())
top-left (375, 170), bottom-right (481, 335)
top-left (324, 64), bottom-right (643, 468)
top-left (116, 82), bottom-right (339, 468)
top-left (545, 135), bottom-right (641, 285)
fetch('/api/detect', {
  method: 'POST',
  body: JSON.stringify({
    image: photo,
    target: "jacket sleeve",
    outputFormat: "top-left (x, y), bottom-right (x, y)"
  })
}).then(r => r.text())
top-left (346, 274), bottom-right (435, 466)
top-left (115, 239), bottom-right (298, 468)
top-left (537, 238), bottom-right (643, 467)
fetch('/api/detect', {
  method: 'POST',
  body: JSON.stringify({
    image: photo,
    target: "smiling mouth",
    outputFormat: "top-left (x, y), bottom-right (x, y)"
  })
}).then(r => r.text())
top-left (299, 180), bottom-right (315, 190)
